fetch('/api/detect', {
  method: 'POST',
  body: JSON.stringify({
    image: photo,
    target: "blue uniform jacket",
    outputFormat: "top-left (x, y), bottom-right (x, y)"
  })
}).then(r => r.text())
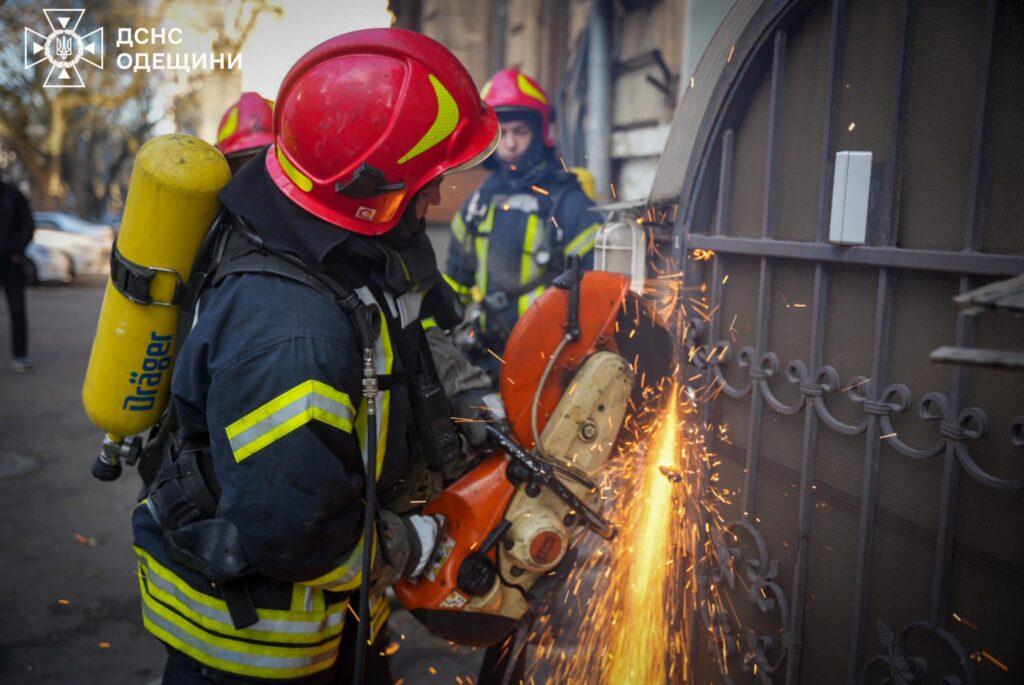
top-left (445, 161), bottom-right (601, 347)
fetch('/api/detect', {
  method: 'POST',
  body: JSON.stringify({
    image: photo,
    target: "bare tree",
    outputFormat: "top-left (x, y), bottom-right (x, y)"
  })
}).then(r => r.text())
top-left (0, 0), bottom-right (280, 221)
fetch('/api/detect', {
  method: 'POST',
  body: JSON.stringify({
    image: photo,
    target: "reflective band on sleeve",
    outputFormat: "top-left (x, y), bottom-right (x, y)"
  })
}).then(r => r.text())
top-left (225, 380), bottom-right (355, 462)
top-left (564, 222), bottom-right (600, 257)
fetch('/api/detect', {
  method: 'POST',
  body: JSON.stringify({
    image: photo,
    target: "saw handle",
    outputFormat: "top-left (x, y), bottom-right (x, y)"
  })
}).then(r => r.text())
top-left (484, 425), bottom-right (615, 540)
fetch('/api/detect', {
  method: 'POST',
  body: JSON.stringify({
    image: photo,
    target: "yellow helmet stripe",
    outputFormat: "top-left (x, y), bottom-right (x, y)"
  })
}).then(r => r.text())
top-left (517, 73), bottom-right (548, 104)
top-left (217, 106), bottom-right (239, 143)
top-left (276, 145), bottom-right (313, 192)
top-left (398, 75), bottom-right (459, 165)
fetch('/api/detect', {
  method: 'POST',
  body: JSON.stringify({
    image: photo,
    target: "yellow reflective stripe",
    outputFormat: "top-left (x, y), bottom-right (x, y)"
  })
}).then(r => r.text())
top-left (565, 222), bottom-right (601, 257)
top-left (140, 585), bottom-right (339, 680)
top-left (442, 272), bottom-right (472, 304)
top-left (517, 73), bottom-right (548, 104)
top-left (370, 593), bottom-right (390, 642)
top-left (139, 560), bottom-right (345, 645)
top-left (518, 214), bottom-right (545, 315)
top-left (398, 74), bottom-right (459, 165)
top-left (136, 547), bottom-right (344, 632)
top-left (421, 316), bottom-right (438, 331)
top-left (276, 145), bottom-right (313, 193)
top-left (218, 106), bottom-right (239, 143)
top-left (451, 212), bottom-right (468, 244)
top-left (474, 205), bottom-right (496, 327)
top-left (300, 532), bottom-right (376, 592)
top-left (225, 380), bottom-right (355, 462)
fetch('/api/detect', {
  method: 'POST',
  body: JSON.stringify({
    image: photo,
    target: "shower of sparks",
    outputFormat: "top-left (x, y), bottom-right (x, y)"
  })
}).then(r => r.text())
top-left (523, 230), bottom-right (757, 683)
top-left (606, 390), bottom-right (683, 683)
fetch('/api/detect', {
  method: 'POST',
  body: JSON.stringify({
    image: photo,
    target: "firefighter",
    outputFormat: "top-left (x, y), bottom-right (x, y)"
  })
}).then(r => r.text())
top-left (132, 29), bottom-right (500, 684)
top-left (215, 92), bottom-right (274, 174)
top-left (446, 68), bottom-right (602, 379)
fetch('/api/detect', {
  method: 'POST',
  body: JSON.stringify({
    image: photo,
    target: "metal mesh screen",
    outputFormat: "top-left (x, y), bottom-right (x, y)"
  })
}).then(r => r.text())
top-left (865, 271), bottom-right (958, 663)
top-left (774, 1), bottom-right (831, 241)
top-left (830, 0), bottom-right (901, 160)
top-left (980, 0), bottom-right (1024, 256)
top-left (946, 301), bottom-right (1024, 682)
top-left (726, 72), bottom-right (772, 238)
top-left (717, 255), bottom-right (761, 391)
top-left (712, 255), bottom-right (762, 516)
top-left (895, 0), bottom-right (986, 251)
top-left (799, 265), bottom-right (877, 682)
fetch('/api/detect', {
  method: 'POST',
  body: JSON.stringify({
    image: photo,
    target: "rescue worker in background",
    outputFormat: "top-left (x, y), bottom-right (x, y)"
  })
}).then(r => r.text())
top-left (446, 68), bottom-right (601, 379)
top-left (133, 30), bottom-right (500, 683)
top-left (0, 179), bottom-right (35, 373)
top-left (215, 92), bottom-right (274, 174)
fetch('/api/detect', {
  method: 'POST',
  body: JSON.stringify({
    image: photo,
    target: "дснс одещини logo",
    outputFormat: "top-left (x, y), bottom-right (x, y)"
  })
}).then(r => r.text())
top-left (23, 8), bottom-right (103, 88)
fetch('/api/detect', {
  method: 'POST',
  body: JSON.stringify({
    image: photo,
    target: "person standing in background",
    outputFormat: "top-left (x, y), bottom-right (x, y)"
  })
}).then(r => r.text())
top-left (0, 179), bottom-right (35, 372)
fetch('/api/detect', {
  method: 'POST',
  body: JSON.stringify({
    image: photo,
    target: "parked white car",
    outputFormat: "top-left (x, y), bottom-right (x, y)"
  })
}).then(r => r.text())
top-left (24, 242), bottom-right (74, 284)
top-left (32, 212), bottom-right (113, 276)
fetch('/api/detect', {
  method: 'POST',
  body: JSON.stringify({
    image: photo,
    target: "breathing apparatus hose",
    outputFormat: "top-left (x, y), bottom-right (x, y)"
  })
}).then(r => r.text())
top-left (353, 338), bottom-right (378, 685)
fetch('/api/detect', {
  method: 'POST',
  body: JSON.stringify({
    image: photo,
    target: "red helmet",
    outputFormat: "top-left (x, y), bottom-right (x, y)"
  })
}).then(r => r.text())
top-left (267, 29), bottom-right (500, 235)
top-left (482, 68), bottom-right (554, 147)
top-left (216, 92), bottom-right (274, 158)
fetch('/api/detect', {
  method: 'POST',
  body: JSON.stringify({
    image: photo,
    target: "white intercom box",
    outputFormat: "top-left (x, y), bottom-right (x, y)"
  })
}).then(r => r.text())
top-left (828, 151), bottom-right (872, 246)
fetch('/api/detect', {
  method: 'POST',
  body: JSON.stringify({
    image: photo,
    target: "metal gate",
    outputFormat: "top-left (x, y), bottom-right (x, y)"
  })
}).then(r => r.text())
top-left (671, 0), bottom-right (1024, 682)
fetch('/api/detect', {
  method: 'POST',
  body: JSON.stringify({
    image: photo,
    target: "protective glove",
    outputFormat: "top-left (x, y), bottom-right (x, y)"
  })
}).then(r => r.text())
top-left (374, 510), bottom-right (446, 592)
top-left (451, 388), bottom-right (507, 447)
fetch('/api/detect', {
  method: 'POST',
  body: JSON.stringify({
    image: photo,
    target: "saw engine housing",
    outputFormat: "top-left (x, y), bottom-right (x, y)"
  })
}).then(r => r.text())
top-left (394, 272), bottom-right (671, 646)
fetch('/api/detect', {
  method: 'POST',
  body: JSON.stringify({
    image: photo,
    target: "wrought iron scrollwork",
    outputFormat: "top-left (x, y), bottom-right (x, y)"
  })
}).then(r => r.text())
top-left (698, 517), bottom-right (790, 684)
top-left (860, 620), bottom-right (975, 685)
top-left (690, 341), bottom-right (1024, 491)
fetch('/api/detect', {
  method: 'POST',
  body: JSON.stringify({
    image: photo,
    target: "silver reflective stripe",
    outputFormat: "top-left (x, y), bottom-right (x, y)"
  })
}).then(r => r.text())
top-left (303, 587), bottom-right (314, 613)
top-left (142, 603), bottom-right (338, 672)
top-left (144, 567), bottom-right (344, 635)
top-left (227, 392), bottom-right (353, 456)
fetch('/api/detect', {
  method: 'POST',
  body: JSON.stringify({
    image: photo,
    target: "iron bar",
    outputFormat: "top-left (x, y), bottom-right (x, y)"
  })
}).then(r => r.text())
top-left (785, 5), bottom-right (844, 676)
top-left (743, 256), bottom-right (772, 515)
top-left (715, 129), bottom-right (735, 237)
top-left (763, 30), bottom-right (786, 238)
top-left (878, 0), bottom-right (913, 246)
top-left (847, 267), bottom-right (893, 682)
top-left (963, 0), bottom-right (998, 252)
top-left (742, 28), bottom-right (785, 517)
top-left (930, 276), bottom-right (975, 627)
top-left (785, 263), bottom-right (828, 685)
top-left (685, 234), bottom-right (1024, 277)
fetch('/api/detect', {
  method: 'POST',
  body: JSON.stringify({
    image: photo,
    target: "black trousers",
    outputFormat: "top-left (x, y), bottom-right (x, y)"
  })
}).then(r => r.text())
top-left (0, 257), bottom-right (27, 358)
top-left (161, 625), bottom-right (393, 685)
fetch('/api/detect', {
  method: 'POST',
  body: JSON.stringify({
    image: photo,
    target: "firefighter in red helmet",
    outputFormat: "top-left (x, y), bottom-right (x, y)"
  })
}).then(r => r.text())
top-left (133, 29), bottom-right (500, 683)
top-left (446, 68), bottom-right (602, 380)
top-left (215, 92), bottom-right (274, 174)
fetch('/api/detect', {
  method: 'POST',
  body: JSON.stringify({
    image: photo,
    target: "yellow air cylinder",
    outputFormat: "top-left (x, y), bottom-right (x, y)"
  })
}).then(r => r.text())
top-left (83, 134), bottom-right (230, 445)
